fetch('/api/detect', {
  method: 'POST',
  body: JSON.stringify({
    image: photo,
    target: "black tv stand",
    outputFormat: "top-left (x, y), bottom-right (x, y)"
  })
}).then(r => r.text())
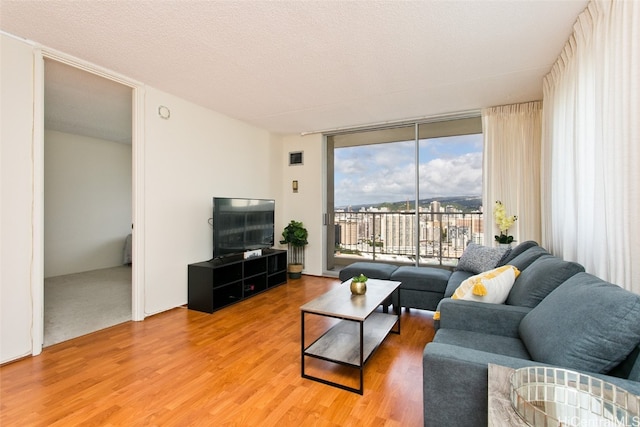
top-left (188, 249), bottom-right (287, 313)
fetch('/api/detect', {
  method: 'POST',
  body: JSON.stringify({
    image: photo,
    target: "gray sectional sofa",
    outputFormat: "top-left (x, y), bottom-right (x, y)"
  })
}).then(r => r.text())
top-left (339, 242), bottom-right (640, 426)
top-left (424, 243), bottom-right (640, 427)
top-left (337, 240), bottom-right (554, 312)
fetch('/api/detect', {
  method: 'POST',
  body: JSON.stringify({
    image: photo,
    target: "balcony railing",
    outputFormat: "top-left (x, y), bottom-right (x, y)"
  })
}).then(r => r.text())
top-left (333, 210), bottom-right (484, 267)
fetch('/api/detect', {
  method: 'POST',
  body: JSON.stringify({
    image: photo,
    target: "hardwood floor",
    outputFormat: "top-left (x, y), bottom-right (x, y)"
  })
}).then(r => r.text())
top-left (1, 275), bottom-right (436, 426)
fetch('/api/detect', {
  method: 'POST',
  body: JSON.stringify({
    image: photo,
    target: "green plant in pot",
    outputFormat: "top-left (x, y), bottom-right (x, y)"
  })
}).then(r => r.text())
top-left (280, 220), bottom-right (308, 279)
top-left (350, 274), bottom-right (368, 295)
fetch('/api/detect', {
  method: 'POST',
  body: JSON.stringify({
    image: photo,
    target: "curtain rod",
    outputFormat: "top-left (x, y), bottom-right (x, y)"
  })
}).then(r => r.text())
top-left (300, 109), bottom-right (481, 136)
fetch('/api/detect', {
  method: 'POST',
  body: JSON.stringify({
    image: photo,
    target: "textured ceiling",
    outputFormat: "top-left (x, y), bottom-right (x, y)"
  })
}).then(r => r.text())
top-left (44, 59), bottom-right (132, 144)
top-left (1, 0), bottom-right (588, 138)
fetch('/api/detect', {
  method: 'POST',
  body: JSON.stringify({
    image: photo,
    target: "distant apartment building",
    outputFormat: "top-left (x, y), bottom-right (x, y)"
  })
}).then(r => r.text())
top-left (380, 212), bottom-right (414, 255)
top-left (334, 201), bottom-right (484, 264)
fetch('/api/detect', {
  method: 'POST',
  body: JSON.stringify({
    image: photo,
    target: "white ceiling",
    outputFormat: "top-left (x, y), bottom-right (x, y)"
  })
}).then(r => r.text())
top-left (1, 0), bottom-right (588, 139)
top-left (44, 59), bottom-right (133, 144)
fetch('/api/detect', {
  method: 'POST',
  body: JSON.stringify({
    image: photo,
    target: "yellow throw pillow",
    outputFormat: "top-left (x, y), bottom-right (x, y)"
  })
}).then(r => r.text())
top-left (452, 265), bottom-right (520, 304)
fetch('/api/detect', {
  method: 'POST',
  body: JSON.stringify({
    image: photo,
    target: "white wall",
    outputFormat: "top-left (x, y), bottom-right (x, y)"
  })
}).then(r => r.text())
top-left (0, 32), bottom-right (286, 362)
top-left (278, 133), bottom-right (324, 276)
top-left (1, 34), bottom-right (36, 362)
top-left (44, 130), bottom-right (132, 277)
top-left (142, 88), bottom-right (282, 316)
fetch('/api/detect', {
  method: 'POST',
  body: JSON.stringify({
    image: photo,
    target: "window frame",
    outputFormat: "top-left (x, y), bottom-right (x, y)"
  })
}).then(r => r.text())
top-left (325, 116), bottom-right (483, 273)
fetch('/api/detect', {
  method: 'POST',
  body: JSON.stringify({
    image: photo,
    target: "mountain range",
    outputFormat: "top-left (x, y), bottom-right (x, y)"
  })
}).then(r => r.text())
top-left (338, 196), bottom-right (483, 213)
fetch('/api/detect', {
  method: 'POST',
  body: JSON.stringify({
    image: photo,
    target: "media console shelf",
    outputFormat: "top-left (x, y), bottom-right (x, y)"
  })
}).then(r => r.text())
top-left (188, 249), bottom-right (287, 313)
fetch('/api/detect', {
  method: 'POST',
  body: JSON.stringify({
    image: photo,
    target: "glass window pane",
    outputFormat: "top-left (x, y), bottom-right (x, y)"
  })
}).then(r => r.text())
top-left (334, 139), bottom-right (416, 262)
top-left (335, 140), bottom-right (415, 208)
top-left (327, 117), bottom-right (483, 271)
top-left (418, 133), bottom-right (483, 265)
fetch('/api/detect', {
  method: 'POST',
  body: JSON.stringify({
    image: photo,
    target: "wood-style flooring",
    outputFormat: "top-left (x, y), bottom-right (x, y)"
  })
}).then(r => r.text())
top-left (1, 275), bottom-right (435, 426)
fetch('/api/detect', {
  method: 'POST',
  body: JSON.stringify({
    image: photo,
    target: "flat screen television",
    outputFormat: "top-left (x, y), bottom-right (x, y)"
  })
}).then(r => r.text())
top-left (212, 197), bottom-right (275, 259)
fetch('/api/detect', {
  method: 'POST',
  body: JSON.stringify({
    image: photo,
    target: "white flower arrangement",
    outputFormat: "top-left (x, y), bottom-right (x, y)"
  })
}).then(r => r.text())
top-left (493, 201), bottom-right (517, 244)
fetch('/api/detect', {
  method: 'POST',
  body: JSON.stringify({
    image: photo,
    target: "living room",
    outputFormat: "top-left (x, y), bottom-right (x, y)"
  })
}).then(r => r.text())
top-left (2, 0), bottom-right (639, 425)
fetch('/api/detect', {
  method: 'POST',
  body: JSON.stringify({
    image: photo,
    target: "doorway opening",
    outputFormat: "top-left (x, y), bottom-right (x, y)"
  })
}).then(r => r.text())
top-left (43, 58), bottom-right (133, 346)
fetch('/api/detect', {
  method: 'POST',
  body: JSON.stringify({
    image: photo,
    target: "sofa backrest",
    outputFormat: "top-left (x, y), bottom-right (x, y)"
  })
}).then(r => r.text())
top-left (497, 240), bottom-right (539, 266)
top-left (519, 272), bottom-right (640, 378)
top-left (443, 270), bottom-right (474, 298)
top-left (506, 254), bottom-right (584, 307)
top-left (505, 245), bottom-right (549, 272)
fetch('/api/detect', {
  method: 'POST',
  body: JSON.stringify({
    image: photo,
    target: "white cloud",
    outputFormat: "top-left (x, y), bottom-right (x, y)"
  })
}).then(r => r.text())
top-left (335, 145), bottom-right (481, 206)
top-left (419, 152), bottom-right (482, 197)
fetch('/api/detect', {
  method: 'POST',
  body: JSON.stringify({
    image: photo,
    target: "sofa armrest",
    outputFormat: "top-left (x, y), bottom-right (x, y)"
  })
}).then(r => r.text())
top-left (422, 342), bottom-right (640, 427)
top-left (423, 342), bottom-right (536, 426)
top-left (436, 298), bottom-right (532, 338)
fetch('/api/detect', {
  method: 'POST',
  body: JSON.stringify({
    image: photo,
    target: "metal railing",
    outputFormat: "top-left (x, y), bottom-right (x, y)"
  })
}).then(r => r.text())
top-left (334, 210), bottom-right (484, 267)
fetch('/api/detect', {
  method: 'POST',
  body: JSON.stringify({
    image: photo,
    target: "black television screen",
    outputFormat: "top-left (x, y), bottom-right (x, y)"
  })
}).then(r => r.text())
top-left (212, 197), bottom-right (275, 258)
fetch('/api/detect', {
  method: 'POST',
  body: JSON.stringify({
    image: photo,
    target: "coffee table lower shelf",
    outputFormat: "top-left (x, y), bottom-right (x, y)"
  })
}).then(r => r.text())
top-left (301, 312), bottom-right (399, 394)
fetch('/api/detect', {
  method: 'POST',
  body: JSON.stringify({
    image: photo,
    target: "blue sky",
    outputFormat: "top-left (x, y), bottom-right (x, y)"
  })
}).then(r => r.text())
top-left (334, 134), bottom-right (483, 207)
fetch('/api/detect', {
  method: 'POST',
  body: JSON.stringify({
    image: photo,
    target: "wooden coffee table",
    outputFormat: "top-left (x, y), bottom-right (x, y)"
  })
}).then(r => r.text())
top-left (300, 279), bottom-right (401, 394)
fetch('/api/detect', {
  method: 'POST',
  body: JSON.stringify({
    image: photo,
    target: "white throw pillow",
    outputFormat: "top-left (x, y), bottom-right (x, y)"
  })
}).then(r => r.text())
top-left (452, 265), bottom-right (520, 304)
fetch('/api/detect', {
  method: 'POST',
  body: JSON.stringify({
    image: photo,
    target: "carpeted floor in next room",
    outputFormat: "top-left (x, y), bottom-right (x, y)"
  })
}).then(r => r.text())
top-left (44, 266), bottom-right (132, 347)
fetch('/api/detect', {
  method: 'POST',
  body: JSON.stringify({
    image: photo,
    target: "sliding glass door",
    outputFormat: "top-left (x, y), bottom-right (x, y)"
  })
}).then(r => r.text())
top-left (326, 117), bottom-right (483, 273)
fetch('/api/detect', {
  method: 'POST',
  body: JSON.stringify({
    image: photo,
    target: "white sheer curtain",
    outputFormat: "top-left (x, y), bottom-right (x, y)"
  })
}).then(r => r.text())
top-left (482, 101), bottom-right (542, 247)
top-left (542, 0), bottom-right (639, 293)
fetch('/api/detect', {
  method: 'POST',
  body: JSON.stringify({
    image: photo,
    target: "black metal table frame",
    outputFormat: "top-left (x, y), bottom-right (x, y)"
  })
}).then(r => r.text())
top-left (300, 290), bottom-right (401, 395)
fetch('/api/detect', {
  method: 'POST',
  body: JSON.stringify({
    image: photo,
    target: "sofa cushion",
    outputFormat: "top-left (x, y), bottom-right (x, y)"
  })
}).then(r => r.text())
top-left (451, 265), bottom-right (520, 304)
top-left (433, 329), bottom-right (531, 360)
top-left (444, 270), bottom-right (474, 298)
top-left (506, 245), bottom-right (549, 272)
top-left (496, 240), bottom-right (539, 266)
top-left (519, 272), bottom-right (640, 374)
top-left (338, 262), bottom-right (398, 282)
top-left (455, 243), bottom-right (508, 274)
top-left (506, 255), bottom-right (584, 307)
top-left (390, 266), bottom-right (450, 293)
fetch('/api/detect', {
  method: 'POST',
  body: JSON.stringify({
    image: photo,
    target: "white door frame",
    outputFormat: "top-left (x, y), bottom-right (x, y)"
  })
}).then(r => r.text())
top-left (31, 47), bottom-right (146, 355)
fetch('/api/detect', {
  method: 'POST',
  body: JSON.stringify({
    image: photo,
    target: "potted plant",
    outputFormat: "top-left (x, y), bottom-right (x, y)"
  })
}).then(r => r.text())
top-left (350, 273), bottom-right (368, 295)
top-left (493, 200), bottom-right (518, 246)
top-left (280, 220), bottom-right (308, 279)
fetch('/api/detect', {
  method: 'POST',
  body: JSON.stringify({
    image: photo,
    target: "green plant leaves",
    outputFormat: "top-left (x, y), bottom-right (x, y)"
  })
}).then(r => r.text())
top-left (280, 220), bottom-right (308, 247)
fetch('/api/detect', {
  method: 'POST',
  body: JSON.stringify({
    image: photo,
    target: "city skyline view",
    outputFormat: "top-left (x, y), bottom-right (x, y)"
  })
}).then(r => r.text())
top-left (334, 133), bottom-right (483, 208)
